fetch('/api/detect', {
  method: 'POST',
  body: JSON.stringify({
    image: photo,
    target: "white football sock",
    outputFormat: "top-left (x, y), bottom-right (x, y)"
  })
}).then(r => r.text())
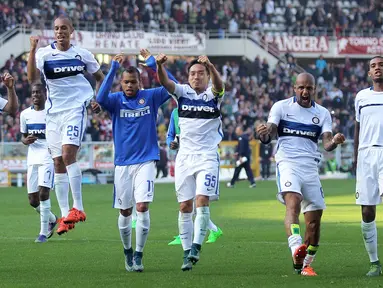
top-left (136, 210), bottom-right (150, 252)
top-left (178, 212), bottom-right (193, 251)
top-left (132, 204), bottom-right (137, 222)
top-left (34, 204), bottom-right (56, 223)
top-left (54, 173), bottom-right (70, 217)
top-left (118, 213), bottom-right (132, 250)
top-left (208, 219), bottom-right (218, 232)
top-left (66, 163), bottom-right (84, 211)
top-left (193, 206), bottom-right (210, 245)
top-left (362, 220), bottom-right (379, 262)
top-left (288, 234), bottom-right (303, 256)
top-left (39, 199), bottom-right (51, 236)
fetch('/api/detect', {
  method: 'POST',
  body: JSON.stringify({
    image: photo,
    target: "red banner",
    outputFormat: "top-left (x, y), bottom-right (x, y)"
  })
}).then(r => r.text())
top-left (338, 37), bottom-right (383, 55)
top-left (266, 35), bottom-right (329, 53)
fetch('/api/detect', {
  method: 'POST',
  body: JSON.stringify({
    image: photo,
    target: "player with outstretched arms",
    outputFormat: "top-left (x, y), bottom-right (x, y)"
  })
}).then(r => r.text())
top-left (354, 56), bottom-right (383, 277)
top-left (27, 16), bottom-right (105, 234)
top-left (156, 54), bottom-right (224, 271)
top-left (96, 53), bottom-right (171, 272)
top-left (256, 73), bottom-right (345, 276)
top-left (20, 83), bottom-right (58, 243)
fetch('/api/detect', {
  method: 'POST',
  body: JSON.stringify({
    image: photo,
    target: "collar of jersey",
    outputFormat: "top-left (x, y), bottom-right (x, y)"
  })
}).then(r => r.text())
top-left (293, 96), bottom-right (315, 107)
top-left (51, 41), bottom-right (73, 50)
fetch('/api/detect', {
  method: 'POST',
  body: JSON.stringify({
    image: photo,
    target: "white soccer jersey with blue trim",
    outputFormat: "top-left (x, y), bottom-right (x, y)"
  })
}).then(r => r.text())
top-left (35, 42), bottom-right (100, 114)
top-left (268, 97), bottom-right (332, 163)
top-left (173, 84), bottom-right (223, 155)
top-left (20, 107), bottom-right (53, 165)
top-left (355, 87), bottom-right (383, 150)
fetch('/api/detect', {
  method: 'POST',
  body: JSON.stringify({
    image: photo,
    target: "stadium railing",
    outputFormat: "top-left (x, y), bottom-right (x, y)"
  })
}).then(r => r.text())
top-left (0, 140), bottom-right (354, 187)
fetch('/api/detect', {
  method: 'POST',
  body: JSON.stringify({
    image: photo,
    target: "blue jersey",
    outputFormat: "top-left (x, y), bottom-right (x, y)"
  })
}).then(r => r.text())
top-left (96, 61), bottom-right (170, 165)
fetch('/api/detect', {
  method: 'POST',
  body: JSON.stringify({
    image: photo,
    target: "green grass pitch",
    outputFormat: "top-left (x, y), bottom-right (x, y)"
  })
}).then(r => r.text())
top-left (1, 179), bottom-right (383, 288)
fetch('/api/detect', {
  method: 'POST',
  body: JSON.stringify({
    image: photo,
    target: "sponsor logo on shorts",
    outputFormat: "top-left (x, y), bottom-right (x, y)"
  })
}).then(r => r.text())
top-left (285, 181), bottom-right (292, 187)
top-left (312, 117), bottom-right (320, 124)
top-left (118, 198), bottom-right (122, 205)
top-left (355, 191), bottom-right (359, 199)
top-left (320, 187), bottom-right (324, 198)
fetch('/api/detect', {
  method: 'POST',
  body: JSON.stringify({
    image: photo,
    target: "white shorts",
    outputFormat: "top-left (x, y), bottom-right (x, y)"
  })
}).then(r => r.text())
top-left (276, 160), bottom-right (325, 213)
top-left (113, 161), bottom-right (156, 210)
top-left (27, 164), bottom-right (54, 193)
top-left (46, 104), bottom-right (87, 159)
top-left (175, 154), bottom-right (220, 203)
top-left (356, 147), bottom-right (383, 205)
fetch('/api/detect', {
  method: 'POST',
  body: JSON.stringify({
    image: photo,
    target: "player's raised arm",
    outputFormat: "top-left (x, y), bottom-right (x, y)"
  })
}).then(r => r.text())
top-left (27, 36), bottom-right (40, 84)
top-left (1, 73), bottom-right (19, 116)
top-left (156, 54), bottom-right (176, 95)
top-left (197, 55), bottom-right (224, 97)
top-left (321, 109), bottom-right (345, 151)
top-left (96, 53), bottom-right (124, 109)
top-left (140, 49), bottom-right (179, 84)
top-left (93, 69), bottom-right (105, 94)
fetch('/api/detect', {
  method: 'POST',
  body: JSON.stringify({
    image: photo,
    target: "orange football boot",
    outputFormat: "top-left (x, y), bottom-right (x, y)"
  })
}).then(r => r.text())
top-left (56, 217), bottom-right (75, 235)
top-left (63, 208), bottom-right (86, 224)
top-left (301, 266), bottom-right (318, 276)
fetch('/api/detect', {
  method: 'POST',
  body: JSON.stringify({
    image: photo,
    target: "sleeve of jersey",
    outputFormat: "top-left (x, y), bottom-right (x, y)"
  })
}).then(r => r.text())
top-left (354, 94), bottom-right (360, 122)
top-left (144, 55), bottom-right (179, 84)
top-left (83, 50), bottom-right (101, 74)
top-left (0, 97), bottom-right (8, 111)
top-left (35, 48), bottom-right (44, 71)
top-left (96, 61), bottom-right (119, 111)
top-left (267, 102), bottom-right (282, 125)
top-left (321, 110), bottom-right (333, 134)
top-left (20, 112), bottom-right (26, 134)
top-left (166, 112), bottom-right (176, 147)
top-left (173, 83), bottom-right (185, 99)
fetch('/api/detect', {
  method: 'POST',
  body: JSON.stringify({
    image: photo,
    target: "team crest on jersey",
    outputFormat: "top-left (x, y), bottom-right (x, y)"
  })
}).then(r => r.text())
top-left (202, 94), bottom-right (208, 101)
top-left (75, 54), bottom-right (82, 61)
top-left (312, 117), bottom-right (320, 124)
top-left (138, 98), bottom-right (146, 105)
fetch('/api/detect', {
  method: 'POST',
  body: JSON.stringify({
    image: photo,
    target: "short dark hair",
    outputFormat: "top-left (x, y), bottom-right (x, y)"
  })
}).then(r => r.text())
top-left (54, 15), bottom-right (73, 27)
top-left (369, 56), bottom-right (383, 65)
top-left (188, 59), bottom-right (208, 73)
top-left (123, 66), bottom-right (140, 78)
top-left (31, 82), bottom-right (46, 93)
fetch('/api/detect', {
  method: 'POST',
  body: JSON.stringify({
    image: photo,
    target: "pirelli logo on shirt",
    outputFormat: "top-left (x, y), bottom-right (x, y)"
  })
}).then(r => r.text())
top-left (120, 106), bottom-right (150, 118)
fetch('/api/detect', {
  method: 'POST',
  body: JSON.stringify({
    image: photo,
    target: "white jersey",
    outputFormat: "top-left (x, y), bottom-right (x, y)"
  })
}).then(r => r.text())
top-left (173, 83), bottom-right (223, 155)
top-left (355, 87), bottom-right (383, 150)
top-left (268, 97), bottom-right (332, 163)
top-left (35, 42), bottom-right (100, 114)
top-left (0, 97), bottom-right (8, 111)
top-left (20, 107), bottom-right (53, 165)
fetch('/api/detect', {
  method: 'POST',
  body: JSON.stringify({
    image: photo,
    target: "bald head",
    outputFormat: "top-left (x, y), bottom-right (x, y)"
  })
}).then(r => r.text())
top-left (54, 15), bottom-right (73, 28)
top-left (294, 72), bottom-right (316, 108)
top-left (296, 73), bottom-right (315, 86)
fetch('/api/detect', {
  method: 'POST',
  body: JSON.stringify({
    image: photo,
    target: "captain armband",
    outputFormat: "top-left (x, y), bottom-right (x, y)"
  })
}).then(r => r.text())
top-left (212, 86), bottom-right (225, 98)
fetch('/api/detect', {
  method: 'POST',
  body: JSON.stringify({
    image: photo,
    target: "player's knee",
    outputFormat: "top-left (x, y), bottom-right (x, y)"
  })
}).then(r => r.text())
top-left (28, 194), bottom-right (39, 208)
top-left (62, 145), bottom-right (79, 166)
top-left (284, 193), bottom-right (301, 214)
top-left (120, 208), bottom-right (132, 217)
top-left (195, 195), bottom-right (209, 207)
top-left (362, 206), bottom-right (376, 222)
top-left (136, 202), bottom-right (149, 212)
top-left (179, 200), bottom-right (193, 213)
top-left (54, 157), bottom-right (66, 173)
top-left (39, 187), bottom-right (50, 201)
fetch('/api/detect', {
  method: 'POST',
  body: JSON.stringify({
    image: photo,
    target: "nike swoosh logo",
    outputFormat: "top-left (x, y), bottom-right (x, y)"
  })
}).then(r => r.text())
top-left (287, 114), bottom-right (294, 117)
top-left (207, 188), bottom-right (214, 191)
top-left (52, 53), bottom-right (59, 56)
top-left (69, 137), bottom-right (76, 141)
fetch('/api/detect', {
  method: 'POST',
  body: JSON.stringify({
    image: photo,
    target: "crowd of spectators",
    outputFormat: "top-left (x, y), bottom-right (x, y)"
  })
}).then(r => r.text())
top-left (0, 0), bottom-right (382, 36)
top-left (0, 50), bottom-right (372, 144)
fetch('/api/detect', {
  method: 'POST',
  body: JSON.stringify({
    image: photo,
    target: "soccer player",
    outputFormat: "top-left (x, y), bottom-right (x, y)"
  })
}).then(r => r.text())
top-left (96, 53), bottom-right (171, 272)
top-left (226, 125), bottom-right (256, 188)
top-left (27, 16), bottom-right (105, 233)
top-left (256, 73), bottom-right (345, 276)
top-left (354, 56), bottom-right (383, 276)
top-left (20, 83), bottom-right (57, 243)
top-left (157, 54), bottom-right (224, 271)
top-left (167, 108), bottom-right (223, 246)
